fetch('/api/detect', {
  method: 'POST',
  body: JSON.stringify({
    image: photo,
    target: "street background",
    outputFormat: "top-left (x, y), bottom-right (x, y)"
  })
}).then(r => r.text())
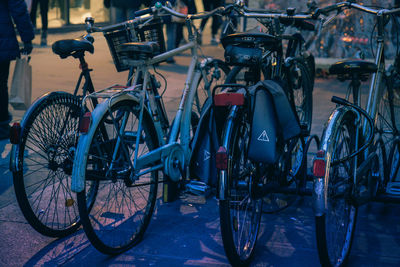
top-left (1, 24), bottom-right (400, 266)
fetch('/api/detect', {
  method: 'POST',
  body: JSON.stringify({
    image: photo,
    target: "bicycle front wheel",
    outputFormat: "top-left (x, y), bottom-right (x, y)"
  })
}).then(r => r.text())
top-left (76, 99), bottom-right (160, 255)
top-left (194, 58), bottom-right (230, 115)
top-left (13, 92), bottom-right (82, 237)
top-left (286, 59), bottom-right (313, 134)
top-left (219, 106), bottom-right (262, 266)
top-left (315, 111), bottom-right (358, 267)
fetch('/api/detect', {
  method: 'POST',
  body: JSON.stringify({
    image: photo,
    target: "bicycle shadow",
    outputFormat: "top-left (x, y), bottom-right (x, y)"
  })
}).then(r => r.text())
top-left (23, 196), bottom-right (230, 266)
top-left (347, 202), bottom-right (400, 266)
top-left (251, 197), bottom-right (321, 266)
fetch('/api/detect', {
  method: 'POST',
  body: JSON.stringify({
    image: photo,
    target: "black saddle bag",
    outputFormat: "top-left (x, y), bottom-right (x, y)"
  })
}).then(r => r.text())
top-left (247, 80), bottom-right (301, 163)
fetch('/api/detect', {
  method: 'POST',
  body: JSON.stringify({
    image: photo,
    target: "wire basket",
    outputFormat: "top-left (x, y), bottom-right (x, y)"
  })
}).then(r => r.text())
top-left (103, 18), bottom-right (166, 72)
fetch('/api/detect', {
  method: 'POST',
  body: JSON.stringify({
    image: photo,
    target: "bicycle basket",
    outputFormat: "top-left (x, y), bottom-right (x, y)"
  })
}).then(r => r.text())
top-left (103, 18), bottom-right (166, 72)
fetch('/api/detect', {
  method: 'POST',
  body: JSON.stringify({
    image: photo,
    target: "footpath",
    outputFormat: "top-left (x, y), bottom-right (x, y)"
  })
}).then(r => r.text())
top-left (1, 28), bottom-right (400, 267)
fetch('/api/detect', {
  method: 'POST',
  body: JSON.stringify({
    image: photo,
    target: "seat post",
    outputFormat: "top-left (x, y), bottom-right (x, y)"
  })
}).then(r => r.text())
top-left (350, 75), bottom-right (362, 106)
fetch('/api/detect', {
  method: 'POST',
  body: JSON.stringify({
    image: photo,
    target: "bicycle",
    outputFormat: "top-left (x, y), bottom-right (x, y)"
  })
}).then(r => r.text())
top-left (8, 28), bottom-right (106, 237)
top-left (214, 3), bottom-right (319, 265)
top-left (70, 3), bottom-right (230, 254)
top-left (311, 2), bottom-right (400, 266)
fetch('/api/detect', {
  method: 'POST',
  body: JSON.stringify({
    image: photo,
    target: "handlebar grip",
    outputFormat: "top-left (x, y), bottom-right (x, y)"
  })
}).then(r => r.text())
top-left (134, 7), bottom-right (152, 17)
top-left (331, 96), bottom-right (351, 106)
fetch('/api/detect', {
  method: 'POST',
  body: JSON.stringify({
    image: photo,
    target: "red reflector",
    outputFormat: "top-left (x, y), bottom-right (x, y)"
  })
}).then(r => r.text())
top-left (10, 122), bottom-right (21, 144)
top-left (313, 150), bottom-right (326, 178)
top-left (216, 146), bottom-right (228, 170)
top-left (79, 112), bottom-right (92, 133)
top-left (214, 93), bottom-right (244, 106)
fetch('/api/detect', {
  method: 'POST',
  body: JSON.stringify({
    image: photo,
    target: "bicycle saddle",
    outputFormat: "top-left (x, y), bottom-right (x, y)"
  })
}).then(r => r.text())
top-left (119, 42), bottom-right (160, 60)
top-left (52, 36), bottom-right (94, 59)
top-left (329, 59), bottom-right (377, 75)
top-left (221, 32), bottom-right (280, 51)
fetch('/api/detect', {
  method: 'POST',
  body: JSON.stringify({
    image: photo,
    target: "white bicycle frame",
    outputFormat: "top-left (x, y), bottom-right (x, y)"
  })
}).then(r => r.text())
top-left (72, 7), bottom-right (219, 193)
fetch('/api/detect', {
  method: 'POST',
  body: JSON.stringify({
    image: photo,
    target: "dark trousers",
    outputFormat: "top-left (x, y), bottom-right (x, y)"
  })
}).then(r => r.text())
top-left (0, 61), bottom-right (10, 122)
top-left (31, 0), bottom-right (49, 31)
top-left (200, 0), bottom-right (222, 36)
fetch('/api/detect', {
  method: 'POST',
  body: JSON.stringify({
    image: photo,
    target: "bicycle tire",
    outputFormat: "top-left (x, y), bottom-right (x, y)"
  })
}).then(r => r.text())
top-left (13, 92), bottom-right (83, 237)
top-left (194, 59), bottom-right (230, 115)
top-left (285, 58), bottom-right (313, 134)
top-left (388, 139), bottom-right (400, 183)
top-left (219, 106), bottom-right (262, 266)
top-left (377, 76), bottom-right (399, 185)
top-left (315, 111), bottom-right (358, 267)
top-left (77, 99), bottom-right (160, 255)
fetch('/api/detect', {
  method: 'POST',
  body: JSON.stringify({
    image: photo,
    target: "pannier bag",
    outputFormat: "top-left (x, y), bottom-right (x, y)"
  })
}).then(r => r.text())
top-left (189, 98), bottom-right (220, 187)
top-left (247, 80), bottom-right (301, 163)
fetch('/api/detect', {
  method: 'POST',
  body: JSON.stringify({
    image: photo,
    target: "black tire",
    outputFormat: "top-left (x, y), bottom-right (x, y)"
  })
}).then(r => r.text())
top-left (219, 107), bottom-right (262, 266)
top-left (376, 77), bottom-right (398, 185)
top-left (77, 99), bottom-right (160, 255)
top-left (315, 113), bottom-right (358, 267)
top-left (285, 59), bottom-right (313, 134)
top-left (194, 59), bottom-right (230, 115)
top-left (388, 140), bottom-right (400, 183)
top-left (13, 92), bottom-right (83, 237)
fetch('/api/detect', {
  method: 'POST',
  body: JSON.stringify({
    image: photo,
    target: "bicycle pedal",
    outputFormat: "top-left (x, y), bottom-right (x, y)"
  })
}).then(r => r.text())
top-left (185, 181), bottom-right (210, 196)
top-left (386, 182), bottom-right (400, 196)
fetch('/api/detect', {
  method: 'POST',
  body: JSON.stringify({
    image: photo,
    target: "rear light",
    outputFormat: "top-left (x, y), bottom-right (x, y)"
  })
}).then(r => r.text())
top-left (313, 150), bottom-right (326, 178)
top-left (216, 146), bottom-right (228, 170)
top-left (10, 122), bottom-right (21, 144)
top-left (214, 93), bottom-right (244, 106)
top-left (79, 112), bottom-right (92, 133)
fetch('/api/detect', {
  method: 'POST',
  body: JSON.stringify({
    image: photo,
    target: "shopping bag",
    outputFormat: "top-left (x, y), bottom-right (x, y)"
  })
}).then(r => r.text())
top-left (10, 55), bottom-right (32, 110)
top-left (25, 0), bottom-right (32, 12)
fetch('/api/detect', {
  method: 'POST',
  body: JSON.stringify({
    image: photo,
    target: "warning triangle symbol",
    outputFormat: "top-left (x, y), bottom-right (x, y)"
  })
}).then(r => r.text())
top-left (257, 130), bottom-right (270, 142)
top-left (204, 150), bottom-right (210, 161)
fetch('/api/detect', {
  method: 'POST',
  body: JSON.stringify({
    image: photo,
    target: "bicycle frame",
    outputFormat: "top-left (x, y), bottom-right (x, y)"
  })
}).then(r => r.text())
top-left (72, 9), bottom-right (220, 192)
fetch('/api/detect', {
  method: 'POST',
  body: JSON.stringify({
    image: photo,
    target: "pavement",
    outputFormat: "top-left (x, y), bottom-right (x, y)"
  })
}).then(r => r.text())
top-left (1, 28), bottom-right (400, 267)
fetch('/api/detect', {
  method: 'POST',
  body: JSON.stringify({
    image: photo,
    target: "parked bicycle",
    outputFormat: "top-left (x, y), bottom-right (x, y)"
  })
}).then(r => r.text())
top-left (9, 25), bottom-right (109, 237)
top-left (311, 2), bottom-right (400, 266)
top-left (214, 2), bottom-right (319, 265)
top-left (70, 3), bottom-right (230, 254)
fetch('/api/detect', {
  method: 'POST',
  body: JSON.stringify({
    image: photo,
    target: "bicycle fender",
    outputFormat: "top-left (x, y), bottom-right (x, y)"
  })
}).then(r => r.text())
top-left (71, 93), bottom-right (141, 193)
top-left (10, 92), bottom-right (74, 173)
top-left (314, 106), bottom-right (357, 216)
top-left (218, 106), bottom-right (239, 200)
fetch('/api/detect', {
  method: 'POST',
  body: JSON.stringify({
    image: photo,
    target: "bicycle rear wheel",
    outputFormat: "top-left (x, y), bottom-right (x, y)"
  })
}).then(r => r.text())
top-left (13, 92), bottom-right (82, 237)
top-left (76, 99), bottom-right (160, 255)
top-left (315, 111), bottom-right (358, 267)
top-left (219, 106), bottom-right (262, 266)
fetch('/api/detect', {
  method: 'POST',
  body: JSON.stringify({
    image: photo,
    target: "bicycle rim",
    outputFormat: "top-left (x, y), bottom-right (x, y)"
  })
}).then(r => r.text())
top-left (13, 92), bottom-right (82, 237)
top-left (316, 115), bottom-right (357, 267)
top-left (219, 107), bottom-right (262, 266)
top-left (77, 99), bottom-right (159, 254)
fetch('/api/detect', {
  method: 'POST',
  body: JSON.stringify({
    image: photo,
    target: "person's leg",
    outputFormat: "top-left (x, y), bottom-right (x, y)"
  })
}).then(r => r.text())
top-left (39, 0), bottom-right (49, 31)
top-left (166, 23), bottom-right (177, 63)
top-left (40, 0), bottom-right (49, 46)
top-left (210, 0), bottom-right (222, 44)
top-left (199, 0), bottom-right (211, 32)
top-left (0, 60), bottom-right (11, 139)
top-left (175, 23), bottom-right (184, 47)
top-left (30, 0), bottom-right (40, 29)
